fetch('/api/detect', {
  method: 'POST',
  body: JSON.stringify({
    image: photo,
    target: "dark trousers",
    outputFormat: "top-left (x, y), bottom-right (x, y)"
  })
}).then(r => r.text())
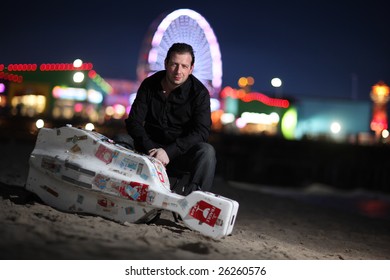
top-left (113, 134), bottom-right (216, 194)
top-left (167, 142), bottom-right (216, 193)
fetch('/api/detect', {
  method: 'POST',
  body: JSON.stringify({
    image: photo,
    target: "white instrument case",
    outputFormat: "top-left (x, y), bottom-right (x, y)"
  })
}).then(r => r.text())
top-left (26, 126), bottom-right (239, 239)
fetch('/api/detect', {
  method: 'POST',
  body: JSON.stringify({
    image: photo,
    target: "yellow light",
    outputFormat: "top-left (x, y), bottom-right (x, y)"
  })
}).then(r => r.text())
top-left (105, 106), bottom-right (115, 116)
top-left (373, 83), bottom-right (389, 97)
top-left (238, 77), bottom-right (247, 88)
top-left (371, 81), bottom-right (390, 104)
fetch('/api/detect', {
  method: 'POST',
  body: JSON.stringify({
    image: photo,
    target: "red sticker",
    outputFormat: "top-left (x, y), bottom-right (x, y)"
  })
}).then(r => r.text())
top-left (153, 161), bottom-right (166, 183)
top-left (97, 197), bottom-right (115, 208)
top-left (95, 144), bottom-right (114, 164)
top-left (189, 200), bottom-right (221, 227)
top-left (118, 181), bottom-right (149, 202)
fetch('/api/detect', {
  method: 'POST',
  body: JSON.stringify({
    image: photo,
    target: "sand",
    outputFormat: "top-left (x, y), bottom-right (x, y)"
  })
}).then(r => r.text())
top-left (0, 138), bottom-right (389, 260)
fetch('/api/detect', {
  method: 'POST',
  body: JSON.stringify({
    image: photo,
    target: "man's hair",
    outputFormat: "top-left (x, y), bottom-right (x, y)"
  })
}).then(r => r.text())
top-left (164, 43), bottom-right (195, 66)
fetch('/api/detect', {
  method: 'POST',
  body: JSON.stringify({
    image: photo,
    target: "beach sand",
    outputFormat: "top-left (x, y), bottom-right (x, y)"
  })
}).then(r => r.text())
top-left (0, 139), bottom-right (389, 260)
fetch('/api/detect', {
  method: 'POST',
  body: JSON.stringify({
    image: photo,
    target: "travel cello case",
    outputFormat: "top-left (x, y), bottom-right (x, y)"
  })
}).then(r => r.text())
top-left (26, 126), bottom-right (239, 239)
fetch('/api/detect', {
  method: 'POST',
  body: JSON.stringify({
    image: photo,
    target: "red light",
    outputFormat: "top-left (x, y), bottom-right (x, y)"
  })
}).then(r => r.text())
top-left (358, 199), bottom-right (390, 219)
top-left (83, 62), bottom-right (93, 70)
top-left (74, 103), bottom-right (83, 113)
top-left (5, 62), bottom-right (93, 73)
top-left (220, 86), bottom-right (289, 108)
top-left (0, 72), bottom-right (23, 83)
top-left (88, 70), bottom-right (97, 78)
top-left (4, 63), bottom-right (36, 72)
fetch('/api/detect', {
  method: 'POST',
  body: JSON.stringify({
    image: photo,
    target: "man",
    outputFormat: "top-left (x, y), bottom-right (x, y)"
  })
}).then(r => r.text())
top-left (124, 42), bottom-right (216, 195)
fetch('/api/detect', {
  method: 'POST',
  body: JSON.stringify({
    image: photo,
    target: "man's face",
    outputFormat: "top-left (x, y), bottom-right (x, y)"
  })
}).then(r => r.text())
top-left (165, 52), bottom-right (194, 87)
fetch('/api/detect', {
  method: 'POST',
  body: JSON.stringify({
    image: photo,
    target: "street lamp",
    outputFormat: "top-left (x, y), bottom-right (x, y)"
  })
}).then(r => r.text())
top-left (271, 77), bottom-right (282, 88)
top-left (73, 59), bottom-right (83, 68)
top-left (271, 77), bottom-right (283, 136)
top-left (73, 72), bottom-right (85, 83)
top-left (271, 77), bottom-right (282, 99)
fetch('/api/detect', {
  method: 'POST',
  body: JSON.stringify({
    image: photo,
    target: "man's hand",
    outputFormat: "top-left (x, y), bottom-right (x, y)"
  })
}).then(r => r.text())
top-left (148, 148), bottom-right (170, 166)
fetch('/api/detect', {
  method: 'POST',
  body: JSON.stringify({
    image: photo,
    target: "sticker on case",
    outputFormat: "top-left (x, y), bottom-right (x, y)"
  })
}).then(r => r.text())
top-left (189, 200), bottom-right (221, 227)
top-left (136, 163), bottom-right (144, 175)
top-left (96, 196), bottom-right (118, 214)
top-left (93, 174), bottom-right (110, 190)
top-left (118, 157), bottom-right (138, 171)
top-left (40, 185), bottom-right (59, 197)
top-left (95, 144), bottom-right (114, 164)
top-left (118, 181), bottom-right (149, 202)
top-left (146, 191), bottom-right (156, 204)
top-left (41, 157), bottom-right (61, 173)
top-left (125, 206), bottom-right (135, 215)
top-left (70, 144), bottom-right (81, 154)
top-left (66, 135), bottom-right (88, 143)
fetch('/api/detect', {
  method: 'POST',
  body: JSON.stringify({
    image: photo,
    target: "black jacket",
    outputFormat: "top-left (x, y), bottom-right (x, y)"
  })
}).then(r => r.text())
top-left (125, 70), bottom-right (211, 160)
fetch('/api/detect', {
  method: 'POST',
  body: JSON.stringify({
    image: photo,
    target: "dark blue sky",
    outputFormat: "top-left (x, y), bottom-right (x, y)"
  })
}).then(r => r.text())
top-left (2, 0), bottom-right (389, 100)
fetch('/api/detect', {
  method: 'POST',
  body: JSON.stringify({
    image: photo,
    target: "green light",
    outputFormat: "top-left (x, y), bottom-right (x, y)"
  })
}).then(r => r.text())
top-left (281, 107), bottom-right (297, 140)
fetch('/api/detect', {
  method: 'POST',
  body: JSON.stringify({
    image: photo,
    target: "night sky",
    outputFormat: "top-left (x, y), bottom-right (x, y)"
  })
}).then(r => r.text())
top-left (2, 0), bottom-right (389, 101)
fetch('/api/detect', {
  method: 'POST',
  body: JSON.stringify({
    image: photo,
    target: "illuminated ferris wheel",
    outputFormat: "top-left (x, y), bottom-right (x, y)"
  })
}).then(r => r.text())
top-left (137, 9), bottom-right (222, 97)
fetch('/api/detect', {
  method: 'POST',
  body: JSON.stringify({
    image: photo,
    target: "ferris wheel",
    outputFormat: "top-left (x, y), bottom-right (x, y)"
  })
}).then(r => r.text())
top-left (137, 9), bottom-right (222, 97)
